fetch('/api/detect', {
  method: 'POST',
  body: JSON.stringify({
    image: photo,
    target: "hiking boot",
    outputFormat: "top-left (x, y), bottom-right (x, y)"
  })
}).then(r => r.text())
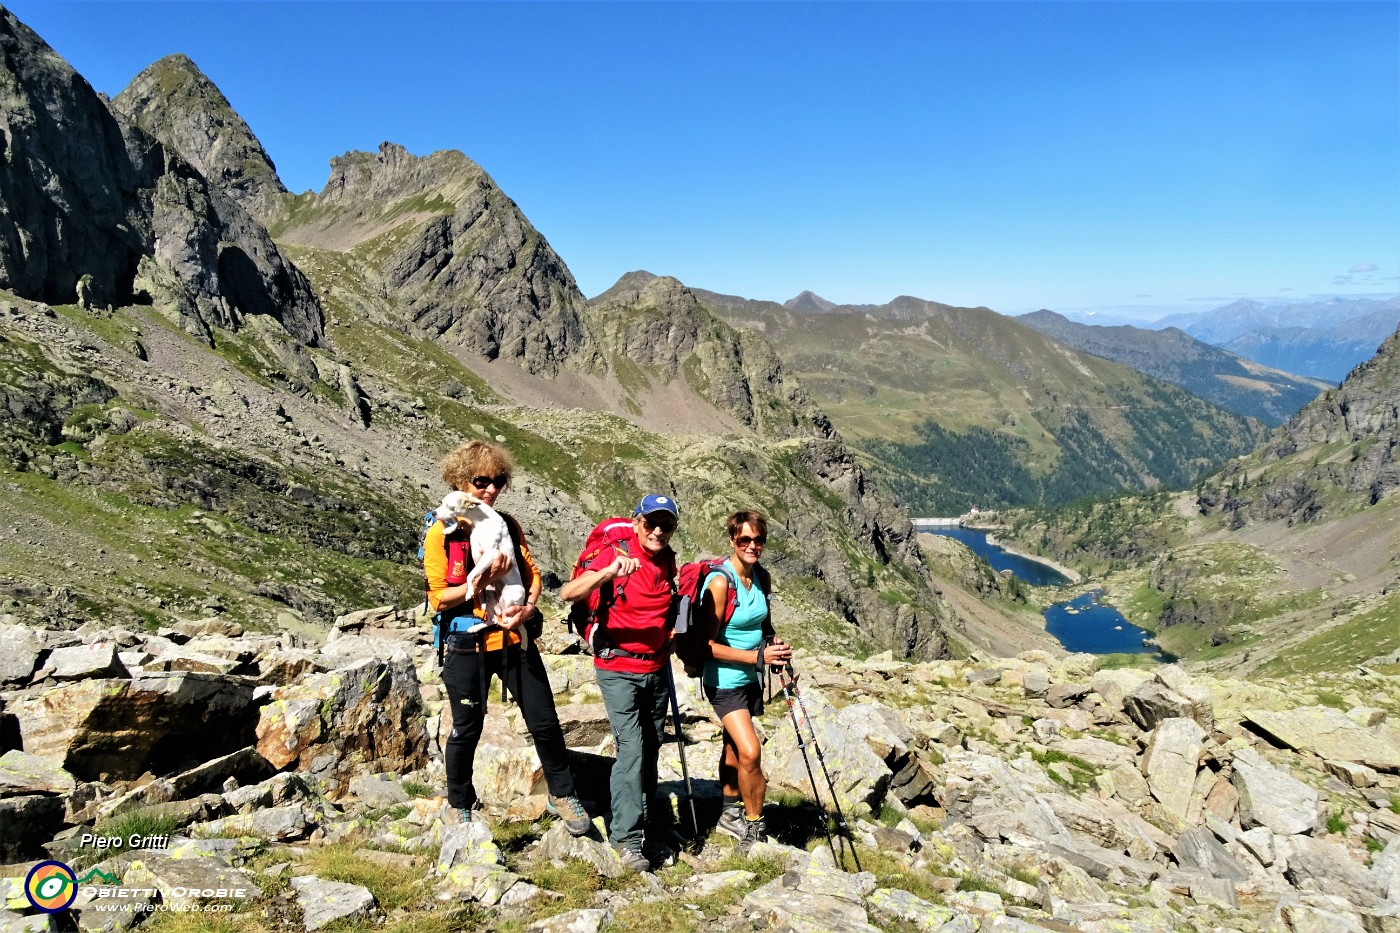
top-left (454, 802), bottom-right (484, 825)
top-left (715, 802), bottom-right (746, 841)
top-left (614, 844), bottom-right (650, 874)
top-left (738, 816), bottom-right (766, 854)
top-left (546, 794), bottom-right (592, 836)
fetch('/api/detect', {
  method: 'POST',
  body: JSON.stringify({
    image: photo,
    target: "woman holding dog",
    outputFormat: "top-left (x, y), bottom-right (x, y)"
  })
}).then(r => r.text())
top-left (424, 440), bottom-right (591, 835)
top-left (700, 510), bottom-right (792, 853)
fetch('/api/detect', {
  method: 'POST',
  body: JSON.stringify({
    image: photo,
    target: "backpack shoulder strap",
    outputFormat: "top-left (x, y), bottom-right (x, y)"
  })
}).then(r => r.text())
top-left (500, 511), bottom-right (531, 585)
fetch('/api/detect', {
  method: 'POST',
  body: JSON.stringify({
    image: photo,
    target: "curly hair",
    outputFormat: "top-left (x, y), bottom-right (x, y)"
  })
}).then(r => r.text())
top-left (439, 440), bottom-right (514, 492)
top-left (726, 510), bottom-right (768, 540)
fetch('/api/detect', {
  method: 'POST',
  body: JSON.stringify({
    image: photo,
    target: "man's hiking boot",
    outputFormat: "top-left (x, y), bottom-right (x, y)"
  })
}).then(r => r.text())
top-left (738, 816), bottom-right (766, 854)
top-left (546, 794), bottom-right (592, 836)
top-left (614, 844), bottom-right (650, 874)
top-left (715, 802), bottom-right (746, 841)
top-left (455, 802), bottom-right (484, 825)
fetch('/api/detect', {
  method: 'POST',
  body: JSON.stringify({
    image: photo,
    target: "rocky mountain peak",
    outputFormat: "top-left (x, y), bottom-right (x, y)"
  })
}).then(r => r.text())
top-left (784, 289), bottom-right (837, 313)
top-left (0, 8), bottom-right (320, 347)
top-left (113, 53), bottom-right (288, 225)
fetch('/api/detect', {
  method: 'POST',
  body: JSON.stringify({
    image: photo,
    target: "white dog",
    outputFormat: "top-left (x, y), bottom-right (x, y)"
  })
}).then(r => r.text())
top-left (436, 491), bottom-right (528, 641)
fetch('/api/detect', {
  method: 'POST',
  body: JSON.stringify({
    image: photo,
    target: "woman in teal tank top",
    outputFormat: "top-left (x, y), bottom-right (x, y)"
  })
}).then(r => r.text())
top-left (700, 510), bottom-right (792, 853)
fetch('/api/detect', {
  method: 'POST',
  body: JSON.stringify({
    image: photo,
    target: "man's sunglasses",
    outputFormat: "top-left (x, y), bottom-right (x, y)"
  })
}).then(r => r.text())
top-left (470, 474), bottom-right (510, 490)
top-left (641, 514), bottom-right (677, 532)
top-left (734, 535), bottom-right (766, 548)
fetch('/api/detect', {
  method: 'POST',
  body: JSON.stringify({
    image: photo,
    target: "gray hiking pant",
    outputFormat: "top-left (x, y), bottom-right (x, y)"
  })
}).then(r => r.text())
top-left (595, 667), bottom-right (670, 850)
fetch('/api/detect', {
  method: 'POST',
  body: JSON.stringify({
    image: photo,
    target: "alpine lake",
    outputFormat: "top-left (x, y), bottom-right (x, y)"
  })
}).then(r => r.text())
top-left (922, 525), bottom-right (1160, 658)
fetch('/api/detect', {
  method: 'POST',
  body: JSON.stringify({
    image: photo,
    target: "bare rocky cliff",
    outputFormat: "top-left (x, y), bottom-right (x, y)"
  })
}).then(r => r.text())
top-left (0, 9), bottom-right (321, 346)
top-left (112, 54), bottom-right (289, 225)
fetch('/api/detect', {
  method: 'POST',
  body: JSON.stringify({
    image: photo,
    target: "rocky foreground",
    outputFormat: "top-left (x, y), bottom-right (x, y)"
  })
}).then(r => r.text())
top-left (1, 612), bottom-right (1398, 933)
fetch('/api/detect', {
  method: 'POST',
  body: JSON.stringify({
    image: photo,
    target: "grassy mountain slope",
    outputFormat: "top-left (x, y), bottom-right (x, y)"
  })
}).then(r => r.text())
top-left (700, 289), bottom-right (1269, 514)
top-left (1017, 309), bottom-right (1328, 425)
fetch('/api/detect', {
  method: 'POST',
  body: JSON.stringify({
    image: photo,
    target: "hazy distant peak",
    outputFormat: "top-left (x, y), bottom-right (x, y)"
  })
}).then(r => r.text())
top-left (784, 290), bottom-right (837, 313)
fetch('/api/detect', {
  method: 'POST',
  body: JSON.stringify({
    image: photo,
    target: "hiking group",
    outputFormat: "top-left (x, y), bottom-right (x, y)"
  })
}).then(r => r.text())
top-left (423, 439), bottom-right (793, 873)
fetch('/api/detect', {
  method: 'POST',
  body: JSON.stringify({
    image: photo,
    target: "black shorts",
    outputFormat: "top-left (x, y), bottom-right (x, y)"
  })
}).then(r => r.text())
top-left (705, 681), bottom-right (763, 719)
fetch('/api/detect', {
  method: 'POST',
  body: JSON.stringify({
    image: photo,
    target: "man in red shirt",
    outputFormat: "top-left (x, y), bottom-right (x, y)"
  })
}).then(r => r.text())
top-left (561, 494), bottom-right (679, 873)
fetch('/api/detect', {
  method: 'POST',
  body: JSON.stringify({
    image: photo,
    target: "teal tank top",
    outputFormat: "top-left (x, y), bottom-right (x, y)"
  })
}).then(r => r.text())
top-left (702, 559), bottom-right (769, 690)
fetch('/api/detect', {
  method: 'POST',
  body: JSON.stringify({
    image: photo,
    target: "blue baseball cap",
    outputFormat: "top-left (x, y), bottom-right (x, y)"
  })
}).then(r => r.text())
top-left (633, 493), bottom-right (679, 518)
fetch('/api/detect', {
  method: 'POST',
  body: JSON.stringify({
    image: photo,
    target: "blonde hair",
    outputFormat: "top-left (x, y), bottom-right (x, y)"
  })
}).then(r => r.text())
top-left (439, 440), bottom-right (513, 492)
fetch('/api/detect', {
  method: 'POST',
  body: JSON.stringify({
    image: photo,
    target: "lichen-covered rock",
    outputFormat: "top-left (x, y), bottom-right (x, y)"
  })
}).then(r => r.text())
top-left (1232, 748), bottom-right (1320, 836)
top-left (0, 749), bottom-right (75, 797)
top-left (289, 876), bottom-right (376, 932)
top-left (0, 626), bottom-right (43, 686)
top-left (1140, 718), bottom-right (1206, 821)
top-left (46, 642), bottom-right (130, 681)
top-left (255, 656), bottom-right (427, 798)
top-left (764, 685), bottom-right (891, 815)
top-left (11, 673), bottom-right (258, 781)
top-left (1245, 706), bottom-right (1400, 772)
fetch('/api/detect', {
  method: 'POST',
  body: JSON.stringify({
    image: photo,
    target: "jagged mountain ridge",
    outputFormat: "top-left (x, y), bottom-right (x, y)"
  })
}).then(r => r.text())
top-left (0, 10), bottom-right (320, 348)
top-left (695, 283), bottom-right (1270, 514)
top-left (0, 13), bottom-right (955, 662)
top-left (1017, 309), bottom-right (1329, 425)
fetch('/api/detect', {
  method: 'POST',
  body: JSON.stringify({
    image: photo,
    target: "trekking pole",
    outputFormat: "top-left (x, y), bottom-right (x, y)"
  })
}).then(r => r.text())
top-left (780, 663), bottom-right (863, 872)
top-left (664, 663), bottom-right (702, 848)
top-left (776, 666), bottom-right (840, 864)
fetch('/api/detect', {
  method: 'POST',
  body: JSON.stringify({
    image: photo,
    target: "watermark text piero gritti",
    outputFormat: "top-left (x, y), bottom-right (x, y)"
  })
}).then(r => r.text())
top-left (77, 832), bottom-right (171, 850)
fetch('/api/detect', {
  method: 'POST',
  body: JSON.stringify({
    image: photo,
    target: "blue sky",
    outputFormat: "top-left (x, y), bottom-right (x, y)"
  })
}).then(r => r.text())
top-left (11, 1), bottom-right (1399, 321)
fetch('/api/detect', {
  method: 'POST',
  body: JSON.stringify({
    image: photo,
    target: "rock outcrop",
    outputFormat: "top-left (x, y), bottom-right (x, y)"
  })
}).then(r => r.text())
top-left (0, 9), bottom-right (322, 345)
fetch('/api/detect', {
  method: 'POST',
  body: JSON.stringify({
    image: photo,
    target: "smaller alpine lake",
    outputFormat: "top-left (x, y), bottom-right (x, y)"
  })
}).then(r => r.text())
top-left (921, 525), bottom-right (1157, 657)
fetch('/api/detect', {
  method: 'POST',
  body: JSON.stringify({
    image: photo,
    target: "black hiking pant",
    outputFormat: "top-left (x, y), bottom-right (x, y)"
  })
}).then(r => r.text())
top-left (440, 635), bottom-right (577, 809)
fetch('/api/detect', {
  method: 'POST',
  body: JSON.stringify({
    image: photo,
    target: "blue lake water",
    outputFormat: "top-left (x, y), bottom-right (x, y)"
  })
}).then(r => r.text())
top-left (926, 527), bottom-right (1072, 587)
top-left (1043, 590), bottom-right (1157, 656)
top-left (925, 527), bottom-right (1156, 656)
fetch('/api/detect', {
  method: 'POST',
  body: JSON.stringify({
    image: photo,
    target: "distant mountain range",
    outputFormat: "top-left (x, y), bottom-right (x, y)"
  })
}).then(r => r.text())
top-left (1154, 297), bottom-right (1400, 382)
top-left (1016, 310), bottom-right (1330, 425)
top-left (688, 282), bottom-right (1268, 514)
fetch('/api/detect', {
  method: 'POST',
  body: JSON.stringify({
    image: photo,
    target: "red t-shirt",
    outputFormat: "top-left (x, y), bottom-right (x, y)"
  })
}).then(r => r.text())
top-left (585, 531), bottom-right (676, 674)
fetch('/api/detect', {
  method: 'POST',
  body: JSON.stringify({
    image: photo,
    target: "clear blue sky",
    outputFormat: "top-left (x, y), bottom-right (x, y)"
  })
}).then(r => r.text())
top-left (11, 1), bottom-right (1399, 321)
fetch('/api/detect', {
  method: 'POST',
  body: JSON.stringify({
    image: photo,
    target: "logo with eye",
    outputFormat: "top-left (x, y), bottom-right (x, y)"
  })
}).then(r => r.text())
top-left (25, 860), bottom-right (78, 913)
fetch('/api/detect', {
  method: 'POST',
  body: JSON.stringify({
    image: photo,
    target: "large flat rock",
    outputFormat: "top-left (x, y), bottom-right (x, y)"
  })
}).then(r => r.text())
top-left (1244, 706), bottom-right (1400, 772)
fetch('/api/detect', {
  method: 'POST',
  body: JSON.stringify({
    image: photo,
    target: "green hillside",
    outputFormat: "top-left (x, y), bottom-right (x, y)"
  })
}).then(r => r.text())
top-left (698, 290), bottom-right (1269, 514)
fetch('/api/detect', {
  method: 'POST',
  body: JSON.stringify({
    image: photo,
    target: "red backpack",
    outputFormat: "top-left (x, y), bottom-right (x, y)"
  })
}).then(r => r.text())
top-left (565, 518), bottom-right (638, 653)
top-left (673, 559), bottom-right (772, 677)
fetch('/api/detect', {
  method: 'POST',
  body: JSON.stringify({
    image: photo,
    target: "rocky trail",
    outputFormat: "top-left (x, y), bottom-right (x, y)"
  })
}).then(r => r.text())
top-left (2, 608), bottom-right (1398, 933)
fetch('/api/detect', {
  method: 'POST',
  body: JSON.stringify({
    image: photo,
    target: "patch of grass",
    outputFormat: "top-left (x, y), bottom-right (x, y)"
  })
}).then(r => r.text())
top-left (401, 781), bottom-right (434, 799)
top-left (491, 819), bottom-right (541, 871)
top-left (844, 845), bottom-right (945, 904)
top-left (602, 899), bottom-right (699, 933)
top-left (98, 810), bottom-right (181, 841)
top-left (299, 843), bottom-right (428, 911)
top-left (1314, 692), bottom-right (1350, 711)
top-left (140, 912), bottom-right (268, 933)
top-left (1326, 810), bottom-right (1347, 835)
top-left (1029, 748), bottom-right (1100, 790)
top-left (526, 857), bottom-right (632, 920)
